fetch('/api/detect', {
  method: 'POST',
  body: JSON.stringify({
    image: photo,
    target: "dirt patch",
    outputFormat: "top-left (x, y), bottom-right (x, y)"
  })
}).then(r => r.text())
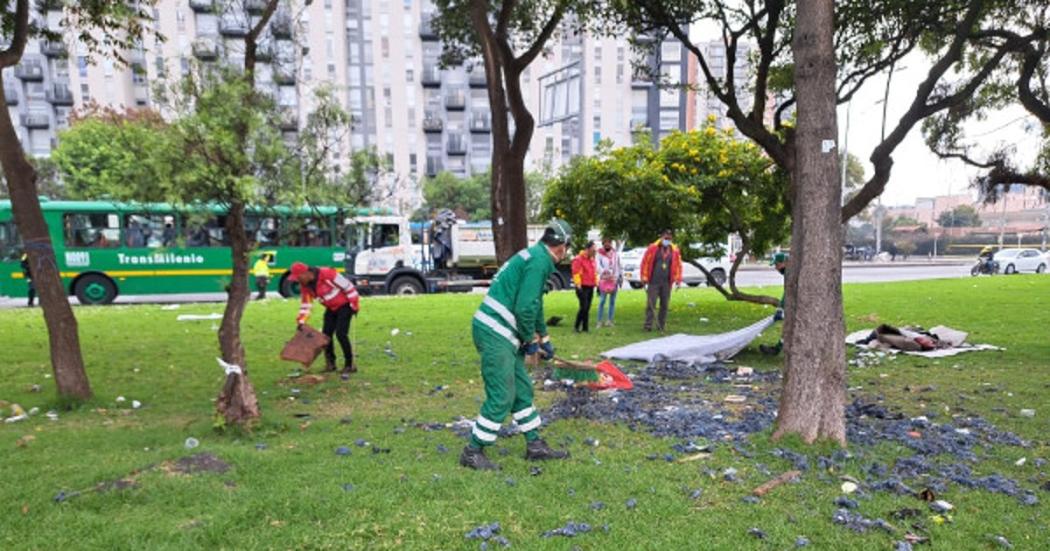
top-left (168, 453), bottom-right (231, 475)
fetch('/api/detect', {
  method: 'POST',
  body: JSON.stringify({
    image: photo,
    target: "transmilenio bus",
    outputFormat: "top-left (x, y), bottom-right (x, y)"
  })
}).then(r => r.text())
top-left (0, 199), bottom-right (389, 304)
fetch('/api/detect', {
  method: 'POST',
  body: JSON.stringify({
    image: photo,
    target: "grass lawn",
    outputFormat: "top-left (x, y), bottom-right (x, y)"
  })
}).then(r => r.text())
top-left (1, 276), bottom-right (1048, 550)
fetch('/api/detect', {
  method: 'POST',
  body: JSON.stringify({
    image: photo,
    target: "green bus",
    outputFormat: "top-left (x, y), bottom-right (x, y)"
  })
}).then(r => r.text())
top-left (0, 199), bottom-right (389, 304)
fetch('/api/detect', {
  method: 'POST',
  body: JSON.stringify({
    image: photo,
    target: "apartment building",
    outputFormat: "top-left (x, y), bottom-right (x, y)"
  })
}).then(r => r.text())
top-left (4, 1), bottom-right (697, 211)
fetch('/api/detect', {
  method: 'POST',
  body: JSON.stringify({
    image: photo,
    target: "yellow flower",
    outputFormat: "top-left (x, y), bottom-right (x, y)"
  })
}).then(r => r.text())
top-left (691, 168), bottom-right (698, 175)
top-left (706, 114), bottom-right (717, 123)
top-left (704, 127), bottom-right (716, 137)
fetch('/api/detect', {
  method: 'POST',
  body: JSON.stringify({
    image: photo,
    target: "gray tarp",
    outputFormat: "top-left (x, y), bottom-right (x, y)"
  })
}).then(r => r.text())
top-left (602, 316), bottom-right (776, 365)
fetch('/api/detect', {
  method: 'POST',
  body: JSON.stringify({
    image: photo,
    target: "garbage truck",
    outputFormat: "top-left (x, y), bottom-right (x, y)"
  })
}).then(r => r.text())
top-left (336, 210), bottom-right (573, 295)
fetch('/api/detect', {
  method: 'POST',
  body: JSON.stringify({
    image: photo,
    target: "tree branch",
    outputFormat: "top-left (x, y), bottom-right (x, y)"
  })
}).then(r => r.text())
top-left (0, 0), bottom-right (31, 68)
top-left (513, 0), bottom-right (568, 70)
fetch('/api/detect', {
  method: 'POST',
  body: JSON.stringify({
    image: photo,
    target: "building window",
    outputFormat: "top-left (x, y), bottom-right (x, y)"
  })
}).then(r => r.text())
top-left (594, 46), bottom-right (602, 62)
top-left (77, 56), bottom-right (88, 77)
top-left (405, 68), bottom-right (413, 82)
top-left (80, 83), bottom-right (89, 101)
top-left (593, 65), bottom-right (601, 84)
top-left (381, 37), bottom-right (389, 58)
top-left (326, 31), bottom-right (335, 58)
top-left (385, 107), bottom-right (393, 128)
top-left (328, 63), bottom-right (336, 78)
top-left (176, 9), bottom-right (186, 32)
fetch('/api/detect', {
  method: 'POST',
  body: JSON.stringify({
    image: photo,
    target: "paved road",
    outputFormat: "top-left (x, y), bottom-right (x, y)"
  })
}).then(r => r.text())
top-left (0, 262), bottom-right (980, 309)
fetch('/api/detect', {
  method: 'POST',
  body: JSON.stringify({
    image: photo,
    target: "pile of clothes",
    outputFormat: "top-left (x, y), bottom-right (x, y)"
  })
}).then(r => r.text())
top-left (846, 324), bottom-right (1001, 357)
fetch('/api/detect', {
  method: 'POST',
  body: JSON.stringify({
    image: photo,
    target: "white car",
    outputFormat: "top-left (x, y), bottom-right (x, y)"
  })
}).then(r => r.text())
top-left (993, 248), bottom-right (1048, 274)
top-left (621, 246), bottom-right (730, 288)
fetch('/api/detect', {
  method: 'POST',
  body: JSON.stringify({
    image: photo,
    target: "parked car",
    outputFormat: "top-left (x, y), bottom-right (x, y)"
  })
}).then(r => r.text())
top-left (621, 245), bottom-right (730, 288)
top-left (993, 248), bottom-right (1047, 274)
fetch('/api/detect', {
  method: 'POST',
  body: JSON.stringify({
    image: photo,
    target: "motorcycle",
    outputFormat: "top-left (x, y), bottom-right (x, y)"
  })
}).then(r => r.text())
top-left (970, 257), bottom-right (999, 276)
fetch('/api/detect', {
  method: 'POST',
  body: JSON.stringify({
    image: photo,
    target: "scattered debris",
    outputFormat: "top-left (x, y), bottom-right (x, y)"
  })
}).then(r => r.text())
top-left (1019, 409), bottom-right (1035, 418)
top-left (724, 395), bottom-right (747, 403)
top-left (795, 536), bottom-right (810, 547)
top-left (990, 535), bottom-right (1014, 549)
top-left (930, 500), bottom-right (953, 513)
top-left (748, 527), bottom-right (767, 539)
top-left (184, 437), bottom-right (200, 450)
top-left (170, 453), bottom-right (230, 475)
top-left (841, 481), bottom-right (858, 494)
top-left (335, 446), bottom-right (351, 456)
top-left (542, 521), bottom-right (591, 538)
top-left (176, 313), bottom-right (223, 321)
top-left (752, 470), bottom-right (802, 497)
top-left (626, 498), bottom-right (637, 509)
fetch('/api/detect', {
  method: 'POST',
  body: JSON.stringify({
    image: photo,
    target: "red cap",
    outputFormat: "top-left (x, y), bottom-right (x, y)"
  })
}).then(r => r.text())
top-left (289, 262), bottom-right (308, 278)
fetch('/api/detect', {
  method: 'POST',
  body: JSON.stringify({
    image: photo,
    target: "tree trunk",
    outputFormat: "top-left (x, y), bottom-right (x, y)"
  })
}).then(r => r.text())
top-left (772, 0), bottom-right (846, 445)
top-left (500, 63), bottom-right (531, 255)
top-left (215, 199), bottom-right (259, 424)
top-left (0, 73), bottom-right (91, 401)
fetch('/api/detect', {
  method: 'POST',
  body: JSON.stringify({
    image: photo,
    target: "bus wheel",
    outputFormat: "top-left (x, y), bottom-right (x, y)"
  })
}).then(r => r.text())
top-left (390, 276), bottom-right (424, 295)
top-left (74, 274), bottom-right (117, 305)
top-left (279, 275), bottom-right (300, 298)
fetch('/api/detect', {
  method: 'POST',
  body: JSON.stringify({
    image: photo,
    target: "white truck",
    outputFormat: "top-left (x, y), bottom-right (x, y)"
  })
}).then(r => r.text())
top-left (341, 213), bottom-right (573, 295)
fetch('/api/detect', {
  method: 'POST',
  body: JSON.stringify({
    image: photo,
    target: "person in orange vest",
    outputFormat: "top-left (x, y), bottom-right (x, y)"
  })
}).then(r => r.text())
top-left (571, 241), bottom-right (598, 332)
top-left (639, 229), bottom-right (683, 331)
top-left (290, 262), bottom-right (361, 380)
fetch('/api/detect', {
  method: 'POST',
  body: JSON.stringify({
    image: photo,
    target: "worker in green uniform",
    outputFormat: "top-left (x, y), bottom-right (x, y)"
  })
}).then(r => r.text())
top-left (460, 219), bottom-right (573, 470)
top-left (760, 252), bottom-right (788, 356)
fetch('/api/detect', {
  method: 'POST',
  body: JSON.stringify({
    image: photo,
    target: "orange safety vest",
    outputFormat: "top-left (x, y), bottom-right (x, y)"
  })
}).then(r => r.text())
top-left (640, 241), bottom-right (682, 284)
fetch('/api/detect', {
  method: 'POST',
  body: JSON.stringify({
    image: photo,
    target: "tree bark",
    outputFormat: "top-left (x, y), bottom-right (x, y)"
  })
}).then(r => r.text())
top-left (470, 0), bottom-right (515, 262)
top-left (0, 4), bottom-right (92, 402)
top-left (772, 0), bottom-right (846, 445)
top-left (214, 1), bottom-right (278, 425)
top-left (216, 199), bottom-right (259, 424)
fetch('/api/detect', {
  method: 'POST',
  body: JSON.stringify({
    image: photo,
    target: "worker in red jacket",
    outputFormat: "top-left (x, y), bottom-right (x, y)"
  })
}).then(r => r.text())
top-left (290, 262), bottom-right (360, 379)
top-left (639, 229), bottom-right (683, 331)
top-left (571, 241), bottom-right (598, 332)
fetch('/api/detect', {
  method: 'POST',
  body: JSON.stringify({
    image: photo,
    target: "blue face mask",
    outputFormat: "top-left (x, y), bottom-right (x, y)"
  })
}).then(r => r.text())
top-left (661, 239), bottom-right (671, 247)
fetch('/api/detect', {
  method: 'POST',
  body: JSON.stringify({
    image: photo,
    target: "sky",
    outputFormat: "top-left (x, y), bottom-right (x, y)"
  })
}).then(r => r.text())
top-left (837, 54), bottom-right (1044, 208)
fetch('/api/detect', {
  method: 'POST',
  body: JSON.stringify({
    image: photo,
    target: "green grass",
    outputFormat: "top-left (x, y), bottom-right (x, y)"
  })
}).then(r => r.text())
top-left (1, 277), bottom-right (1048, 550)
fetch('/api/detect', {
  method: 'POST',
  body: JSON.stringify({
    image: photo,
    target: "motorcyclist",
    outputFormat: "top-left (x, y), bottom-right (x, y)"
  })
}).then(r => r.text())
top-left (978, 246), bottom-right (996, 274)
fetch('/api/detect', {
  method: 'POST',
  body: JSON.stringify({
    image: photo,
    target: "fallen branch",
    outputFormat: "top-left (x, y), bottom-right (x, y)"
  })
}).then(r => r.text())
top-left (751, 470), bottom-right (802, 497)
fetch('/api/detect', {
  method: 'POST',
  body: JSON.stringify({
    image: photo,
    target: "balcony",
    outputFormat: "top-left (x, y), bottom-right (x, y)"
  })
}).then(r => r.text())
top-left (444, 89), bottom-right (466, 110)
top-left (134, 85), bottom-right (149, 105)
top-left (419, 14), bottom-right (438, 40)
top-left (192, 38), bottom-right (219, 60)
top-left (46, 84), bottom-right (74, 105)
top-left (39, 0), bottom-right (64, 11)
top-left (469, 113), bottom-right (491, 133)
top-left (447, 134), bottom-right (467, 155)
top-left (468, 69), bottom-right (487, 88)
top-left (130, 48), bottom-right (147, 66)
top-left (426, 157), bottom-right (443, 177)
top-left (631, 69), bottom-right (653, 88)
top-left (14, 62), bottom-right (44, 81)
top-left (41, 40), bottom-right (67, 58)
top-left (271, 13), bottom-right (293, 38)
top-left (189, 0), bottom-right (214, 13)
top-left (255, 42), bottom-right (274, 62)
top-left (219, 18), bottom-right (249, 37)
top-left (278, 108), bottom-right (298, 131)
top-left (273, 66), bottom-right (295, 85)
top-left (422, 112), bottom-right (443, 133)
top-left (5, 86), bottom-right (18, 105)
top-left (421, 64), bottom-right (440, 87)
top-left (245, 0), bottom-right (267, 14)
top-left (21, 113), bottom-right (51, 129)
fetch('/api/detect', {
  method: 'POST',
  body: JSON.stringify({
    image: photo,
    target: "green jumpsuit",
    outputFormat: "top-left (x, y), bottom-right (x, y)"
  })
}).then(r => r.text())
top-left (469, 243), bottom-right (553, 447)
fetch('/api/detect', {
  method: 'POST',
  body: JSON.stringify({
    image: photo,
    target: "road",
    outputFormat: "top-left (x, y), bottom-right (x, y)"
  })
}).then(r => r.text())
top-left (0, 262), bottom-right (979, 308)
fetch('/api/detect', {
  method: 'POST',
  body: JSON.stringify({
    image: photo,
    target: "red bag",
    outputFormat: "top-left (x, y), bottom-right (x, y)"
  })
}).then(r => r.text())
top-left (586, 360), bottom-right (633, 391)
top-left (598, 278), bottom-right (618, 294)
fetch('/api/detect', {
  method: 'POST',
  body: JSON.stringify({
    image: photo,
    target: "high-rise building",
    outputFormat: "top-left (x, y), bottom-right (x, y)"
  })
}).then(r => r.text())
top-left (4, 1), bottom-right (695, 211)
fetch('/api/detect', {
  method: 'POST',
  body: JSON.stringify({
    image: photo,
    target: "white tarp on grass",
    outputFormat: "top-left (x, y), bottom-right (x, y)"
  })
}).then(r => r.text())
top-left (602, 316), bottom-right (776, 365)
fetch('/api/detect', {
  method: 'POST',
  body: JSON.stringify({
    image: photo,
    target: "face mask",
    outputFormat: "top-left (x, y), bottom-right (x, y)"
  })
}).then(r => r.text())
top-left (604, 246), bottom-right (612, 252)
top-left (661, 239), bottom-right (671, 247)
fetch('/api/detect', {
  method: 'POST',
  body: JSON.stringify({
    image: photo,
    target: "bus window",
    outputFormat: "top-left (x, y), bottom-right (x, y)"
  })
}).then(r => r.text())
top-left (184, 216), bottom-right (228, 247)
top-left (0, 221), bottom-right (21, 261)
top-left (125, 214), bottom-right (176, 248)
top-left (371, 223), bottom-right (399, 249)
top-left (345, 221), bottom-right (367, 252)
top-left (282, 217), bottom-right (331, 247)
top-left (245, 215), bottom-right (279, 247)
top-left (64, 213), bottom-right (120, 248)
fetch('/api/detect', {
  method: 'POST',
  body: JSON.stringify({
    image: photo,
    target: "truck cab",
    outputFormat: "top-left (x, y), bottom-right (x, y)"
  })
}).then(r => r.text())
top-left (343, 215), bottom-right (424, 294)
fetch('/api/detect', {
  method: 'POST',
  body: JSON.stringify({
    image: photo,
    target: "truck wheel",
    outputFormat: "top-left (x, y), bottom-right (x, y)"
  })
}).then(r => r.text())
top-left (74, 273), bottom-right (117, 305)
top-left (629, 281), bottom-right (643, 290)
top-left (707, 268), bottom-right (727, 287)
top-left (279, 275), bottom-right (300, 298)
top-left (545, 273), bottom-right (564, 292)
top-left (391, 276), bottom-right (424, 295)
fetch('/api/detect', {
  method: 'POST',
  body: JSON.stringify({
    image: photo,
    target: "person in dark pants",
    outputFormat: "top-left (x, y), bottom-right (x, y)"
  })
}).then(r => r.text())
top-left (291, 262), bottom-right (361, 380)
top-left (640, 230), bottom-right (683, 331)
top-left (252, 252), bottom-right (272, 300)
top-left (571, 241), bottom-right (598, 332)
top-left (20, 252), bottom-right (35, 307)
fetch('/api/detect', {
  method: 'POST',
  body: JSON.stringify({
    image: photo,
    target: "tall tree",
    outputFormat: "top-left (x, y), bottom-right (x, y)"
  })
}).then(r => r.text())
top-left (773, 0), bottom-right (845, 443)
top-left (0, 0), bottom-right (159, 401)
top-left (612, 0), bottom-right (1040, 443)
top-left (432, 0), bottom-right (597, 262)
top-left (937, 204), bottom-right (982, 227)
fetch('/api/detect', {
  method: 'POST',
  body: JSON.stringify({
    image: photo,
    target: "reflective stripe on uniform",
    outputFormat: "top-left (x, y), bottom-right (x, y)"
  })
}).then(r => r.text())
top-left (518, 416), bottom-right (541, 433)
top-left (518, 249), bottom-right (531, 261)
top-left (473, 311), bottom-right (521, 348)
top-left (482, 295), bottom-right (517, 329)
top-left (512, 407), bottom-right (535, 421)
top-left (475, 415), bottom-right (501, 431)
top-left (322, 287), bottom-right (340, 301)
top-left (472, 425), bottom-right (498, 442)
